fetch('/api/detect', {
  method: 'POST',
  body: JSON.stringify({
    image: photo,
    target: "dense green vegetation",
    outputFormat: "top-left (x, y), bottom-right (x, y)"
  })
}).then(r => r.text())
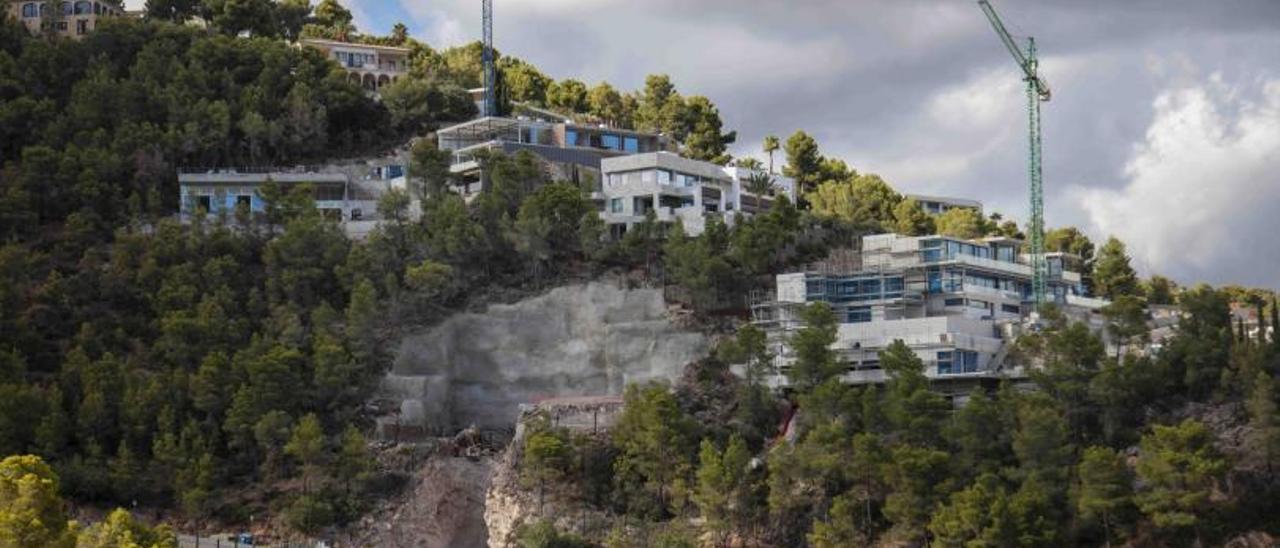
top-left (3, 2), bottom-right (1278, 545)
top-left (0, 0), bottom-right (747, 532)
top-left (518, 281), bottom-right (1280, 547)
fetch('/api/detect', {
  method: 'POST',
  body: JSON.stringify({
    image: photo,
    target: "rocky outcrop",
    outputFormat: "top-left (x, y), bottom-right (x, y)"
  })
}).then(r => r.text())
top-left (379, 282), bottom-right (709, 435)
top-left (347, 456), bottom-right (496, 547)
top-left (485, 398), bottom-right (626, 548)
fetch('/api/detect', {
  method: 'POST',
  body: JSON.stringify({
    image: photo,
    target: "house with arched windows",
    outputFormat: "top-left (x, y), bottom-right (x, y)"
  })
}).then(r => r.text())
top-left (300, 38), bottom-right (411, 93)
top-left (6, 0), bottom-right (125, 38)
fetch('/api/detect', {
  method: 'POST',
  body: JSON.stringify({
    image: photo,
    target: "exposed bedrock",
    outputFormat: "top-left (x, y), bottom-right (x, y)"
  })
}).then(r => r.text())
top-left (380, 282), bottom-right (708, 433)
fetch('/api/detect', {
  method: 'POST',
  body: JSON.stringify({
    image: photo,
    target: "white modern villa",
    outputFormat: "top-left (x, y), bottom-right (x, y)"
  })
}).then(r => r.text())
top-left (598, 152), bottom-right (797, 237)
top-left (752, 229), bottom-right (1106, 400)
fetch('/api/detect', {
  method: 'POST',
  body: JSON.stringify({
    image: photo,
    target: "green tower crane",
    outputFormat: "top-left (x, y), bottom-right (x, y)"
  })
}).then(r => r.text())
top-left (978, 0), bottom-right (1051, 308)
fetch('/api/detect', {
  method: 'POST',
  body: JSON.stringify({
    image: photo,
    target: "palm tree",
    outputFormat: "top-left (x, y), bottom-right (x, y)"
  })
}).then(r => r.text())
top-left (391, 22), bottom-right (409, 45)
top-left (762, 135), bottom-right (780, 174)
top-left (744, 171), bottom-right (776, 196)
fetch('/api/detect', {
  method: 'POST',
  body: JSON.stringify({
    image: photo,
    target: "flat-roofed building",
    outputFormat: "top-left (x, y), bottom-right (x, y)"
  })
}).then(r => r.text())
top-left (436, 113), bottom-right (677, 195)
top-left (905, 194), bottom-right (983, 215)
top-left (176, 167), bottom-right (411, 239)
top-left (301, 38), bottom-right (410, 91)
top-left (752, 231), bottom-right (1099, 400)
top-left (598, 152), bottom-right (797, 237)
top-left (7, 0), bottom-right (125, 38)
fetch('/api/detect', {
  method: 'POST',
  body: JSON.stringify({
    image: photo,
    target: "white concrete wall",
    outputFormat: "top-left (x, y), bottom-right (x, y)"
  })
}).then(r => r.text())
top-left (777, 273), bottom-right (808, 303)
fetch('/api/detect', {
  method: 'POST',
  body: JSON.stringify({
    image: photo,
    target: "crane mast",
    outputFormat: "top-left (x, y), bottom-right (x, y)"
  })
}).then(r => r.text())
top-left (482, 0), bottom-right (496, 117)
top-left (978, 0), bottom-right (1050, 308)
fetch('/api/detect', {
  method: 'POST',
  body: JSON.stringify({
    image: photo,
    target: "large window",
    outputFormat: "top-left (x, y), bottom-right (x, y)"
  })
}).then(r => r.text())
top-left (996, 245), bottom-right (1016, 262)
top-left (313, 185), bottom-right (345, 201)
top-left (74, 1), bottom-right (91, 14)
top-left (657, 169), bottom-right (672, 185)
top-left (937, 351), bottom-right (953, 375)
top-left (847, 307), bottom-right (872, 323)
top-left (22, 3), bottom-right (37, 17)
top-left (601, 134), bottom-right (621, 150)
top-left (565, 129), bottom-right (578, 146)
top-left (609, 198), bottom-right (623, 213)
top-left (623, 137), bottom-right (639, 153)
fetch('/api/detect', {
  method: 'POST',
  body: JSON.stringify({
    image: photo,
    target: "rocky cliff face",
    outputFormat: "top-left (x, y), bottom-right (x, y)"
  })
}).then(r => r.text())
top-left (380, 281), bottom-right (710, 434)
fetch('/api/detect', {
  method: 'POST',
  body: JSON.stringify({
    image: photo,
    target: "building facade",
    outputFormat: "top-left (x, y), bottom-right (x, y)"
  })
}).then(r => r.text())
top-left (752, 232), bottom-right (1096, 398)
top-left (7, 0), bottom-right (124, 38)
top-left (301, 38), bottom-right (410, 91)
top-left (177, 166), bottom-right (408, 238)
top-left (436, 113), bottom-right (677, 195)
top-left (905, 194), bottom-right (983, 215)
top-left (598, 152), bottom-right (797, 237)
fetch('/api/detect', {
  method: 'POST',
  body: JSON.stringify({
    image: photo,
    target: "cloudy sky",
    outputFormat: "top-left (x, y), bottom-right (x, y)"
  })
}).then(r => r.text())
top-left (132, 0), bottom-right (1280, 289)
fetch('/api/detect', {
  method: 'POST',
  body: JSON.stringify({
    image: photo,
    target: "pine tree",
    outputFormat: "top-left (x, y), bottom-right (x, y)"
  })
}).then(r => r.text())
top-left (892, 198), bottom-right (935, 236)
top-left (882, 340), bottom-right (949, 446)
top-left (1093, 237), bottom-right (1140, 300)
top-left (1077, 446), bottom-right (1133, 547)
top-left (1247, 372), bottom-right (1280, 477)
top-left (782, 131), bottom-right (823, 193)
top-left (1135, 420), bottom-right (1228, 543)
top-left (285, 414), bottom-right (327, 495)
top-left (786, 303), bottom-right (839, 392)
top-left (1271, 297), bottom-right (1279, 354)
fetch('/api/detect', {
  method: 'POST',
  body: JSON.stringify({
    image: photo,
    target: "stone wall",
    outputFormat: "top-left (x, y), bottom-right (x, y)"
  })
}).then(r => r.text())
top-left (378, 282), bottom-right (709, 435)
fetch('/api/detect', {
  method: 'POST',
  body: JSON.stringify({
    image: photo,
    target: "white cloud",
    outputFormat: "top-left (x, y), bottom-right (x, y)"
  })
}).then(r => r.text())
top-left (1073, 77), bottom-right (1280, 288)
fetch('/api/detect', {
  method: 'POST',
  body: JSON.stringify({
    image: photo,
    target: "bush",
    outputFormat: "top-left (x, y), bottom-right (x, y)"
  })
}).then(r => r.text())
top-left (285, 494), bottom-right (336, 535)
top-left (515, 520), bottom-right (592, 548)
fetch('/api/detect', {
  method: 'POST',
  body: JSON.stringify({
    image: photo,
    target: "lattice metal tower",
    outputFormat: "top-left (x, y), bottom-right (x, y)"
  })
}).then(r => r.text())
top-left (978, 0), bottom-right (1051, 308)
top-left (482, 0), bottom-right (496, 117)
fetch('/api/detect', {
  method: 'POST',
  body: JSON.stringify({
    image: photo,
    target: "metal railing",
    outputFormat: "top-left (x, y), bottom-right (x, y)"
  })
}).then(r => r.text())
top-left (178, 166), bottom-right (334, 175)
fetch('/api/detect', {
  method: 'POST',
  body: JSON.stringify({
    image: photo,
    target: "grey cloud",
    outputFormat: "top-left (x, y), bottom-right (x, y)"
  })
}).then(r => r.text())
top-left (383, 0), bottom-right (1280, 287)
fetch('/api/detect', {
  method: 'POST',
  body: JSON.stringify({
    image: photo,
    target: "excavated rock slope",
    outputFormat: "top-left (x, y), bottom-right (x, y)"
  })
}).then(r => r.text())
top-left (348, 456), bottom-right (496, 547)
top-left (382, 282), bottom-right (710, 434)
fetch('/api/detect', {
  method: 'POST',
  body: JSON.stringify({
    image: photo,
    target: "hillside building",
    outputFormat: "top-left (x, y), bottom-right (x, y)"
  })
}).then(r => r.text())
top-left (905, 194), bottom-right (983, 215)
top-left (7, 0), bottom-right (125, 38)
top-left (177, 165), bottom-right (407, 237)
top-left (752, 231), bottom-right (1101, 400)
top-left (599, 152), bottom-right (797, 237)
top-left (436, 112), bottom-right (677, 195)
top-left (301, 38), bottom-right (410, 91)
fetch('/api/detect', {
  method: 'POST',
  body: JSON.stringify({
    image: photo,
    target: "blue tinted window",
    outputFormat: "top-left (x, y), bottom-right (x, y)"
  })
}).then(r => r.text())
top-left (623, 137), bottom-right (639, 152)
top-left (602, 134), bottom-right (621, 150)
top-left (565, 130), bottom-right (578, 146)
top-left (848, 307), bottom-right (872, 323)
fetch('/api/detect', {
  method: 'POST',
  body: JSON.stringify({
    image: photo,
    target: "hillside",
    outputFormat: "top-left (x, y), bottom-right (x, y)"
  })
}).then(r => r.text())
top-left (1, 1), bottom-right (1279, 547)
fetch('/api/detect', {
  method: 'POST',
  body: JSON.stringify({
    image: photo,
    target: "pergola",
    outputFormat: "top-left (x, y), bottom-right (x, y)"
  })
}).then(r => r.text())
top-left (437, 117), bottom-right (523, 150)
